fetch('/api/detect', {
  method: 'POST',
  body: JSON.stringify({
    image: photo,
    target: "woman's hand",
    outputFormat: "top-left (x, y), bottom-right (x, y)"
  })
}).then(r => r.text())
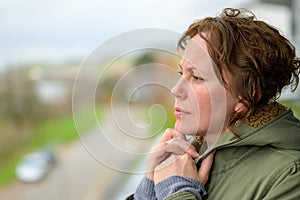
top-left (145, 129), bottom-right (199, 180)
top-left (153, 151), bottom-right (215, 185)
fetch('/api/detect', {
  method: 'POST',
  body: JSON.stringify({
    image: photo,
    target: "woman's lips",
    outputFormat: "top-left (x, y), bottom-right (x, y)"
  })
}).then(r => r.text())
top-left (174, 107), bottom-right (191, 118)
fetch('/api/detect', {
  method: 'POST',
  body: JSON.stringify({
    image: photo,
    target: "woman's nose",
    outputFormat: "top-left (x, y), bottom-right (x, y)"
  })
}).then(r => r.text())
top-left (171, 77), bottom-right (186, 99)
top-left (171, 86), bottom-right (180, 98)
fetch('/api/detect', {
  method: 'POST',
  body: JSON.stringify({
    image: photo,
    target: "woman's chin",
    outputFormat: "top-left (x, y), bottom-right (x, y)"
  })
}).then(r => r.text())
top-left (175, 121), bottom-right (198, 135)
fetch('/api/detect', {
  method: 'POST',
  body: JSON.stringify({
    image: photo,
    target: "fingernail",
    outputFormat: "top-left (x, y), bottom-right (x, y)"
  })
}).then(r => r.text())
top-left (194, 151), bottom-right (199, 157)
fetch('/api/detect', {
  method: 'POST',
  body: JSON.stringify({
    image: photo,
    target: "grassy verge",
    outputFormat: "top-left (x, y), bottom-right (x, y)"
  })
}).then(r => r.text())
top-left (29, 106), bottom-right (103, 149)
top-left (146, 105), bottom-right (176, 137)
top-left (0, 105), bottom-right (103, 188)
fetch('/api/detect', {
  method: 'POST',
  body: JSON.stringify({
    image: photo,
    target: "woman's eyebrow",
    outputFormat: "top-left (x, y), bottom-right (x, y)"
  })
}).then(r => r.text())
top-left (178, 63), bottom-right (196, 72)
top-left (179, 63), bottom-right (206, 76)
top-left (186, 66), bottom-right (197, 73)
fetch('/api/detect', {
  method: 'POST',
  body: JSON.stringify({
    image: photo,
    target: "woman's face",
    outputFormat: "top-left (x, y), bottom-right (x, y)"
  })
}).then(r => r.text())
top-left (172, 35), bottom-right (238, 137)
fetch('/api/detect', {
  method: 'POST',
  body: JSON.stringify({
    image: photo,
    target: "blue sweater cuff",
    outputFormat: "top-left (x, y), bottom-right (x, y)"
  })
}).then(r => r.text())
top-left (154, 176), bottom-right (207, 200)
top-left (134, 176), bottom-right (156, 200)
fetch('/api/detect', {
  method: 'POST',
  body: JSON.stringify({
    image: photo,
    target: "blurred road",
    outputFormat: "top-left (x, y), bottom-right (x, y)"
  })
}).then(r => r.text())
top-left (0, 104), bottom-right (154, 200)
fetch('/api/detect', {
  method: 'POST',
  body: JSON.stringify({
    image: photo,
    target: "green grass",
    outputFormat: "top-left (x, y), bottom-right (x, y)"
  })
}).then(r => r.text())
top-left (143, 105), bottom-right (176, 138)
top-left (0, 105), bottom-right (103, 188)
top-left (0, 159), bottom-right (19, 188)
top-left (29, 107), bottom-right (103, 149)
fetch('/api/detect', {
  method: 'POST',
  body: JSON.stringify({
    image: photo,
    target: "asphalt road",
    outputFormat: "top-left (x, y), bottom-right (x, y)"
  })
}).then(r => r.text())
top-left (0, 104), bottom-right (155, 200)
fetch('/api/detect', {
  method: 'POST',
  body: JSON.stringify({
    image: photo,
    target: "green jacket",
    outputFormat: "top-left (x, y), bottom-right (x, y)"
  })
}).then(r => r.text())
top-left (167, 109), bottom-right (300, 200)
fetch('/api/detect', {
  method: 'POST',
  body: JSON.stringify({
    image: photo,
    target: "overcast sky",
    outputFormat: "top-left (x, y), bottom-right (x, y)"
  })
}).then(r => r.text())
top-left (0, 0), bottom-right (252, 67)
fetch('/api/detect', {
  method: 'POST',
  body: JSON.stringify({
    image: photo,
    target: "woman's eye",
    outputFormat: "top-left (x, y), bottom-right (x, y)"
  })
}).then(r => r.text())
top-left (177, 71), bottom-right (183, 76)
top-left (192, 75), bottom-right (204, 81)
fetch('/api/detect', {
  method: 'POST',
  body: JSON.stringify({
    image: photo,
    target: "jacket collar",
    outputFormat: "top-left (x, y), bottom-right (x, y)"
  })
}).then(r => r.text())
top-left (195, 107), bottom-right (300, 163)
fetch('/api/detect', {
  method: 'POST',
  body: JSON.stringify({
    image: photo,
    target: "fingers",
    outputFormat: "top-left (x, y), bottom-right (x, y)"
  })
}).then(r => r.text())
top-left (159, 128), bottom-right (186, 143)
top-left (158, 129), bottom-right (198, 158)
top-left (149, 138), bottom-right (196, 165)
top-left (165, 137), bottom-right (199, 158)
top-left (146, 128), bottom-right (198, 180)
top-left (154, 153), bottom-right (197, 184)
top-left (198, 150), bottom-right (216, 184)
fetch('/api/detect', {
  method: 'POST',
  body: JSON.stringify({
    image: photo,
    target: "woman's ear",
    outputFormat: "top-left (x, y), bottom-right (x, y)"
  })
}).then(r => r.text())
top-left (234, 99), bottom-right (248, 115)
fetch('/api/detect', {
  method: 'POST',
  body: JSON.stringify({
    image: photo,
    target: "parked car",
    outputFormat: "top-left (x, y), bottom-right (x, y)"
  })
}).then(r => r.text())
top-left (15, 148), bottom-right (56, 182)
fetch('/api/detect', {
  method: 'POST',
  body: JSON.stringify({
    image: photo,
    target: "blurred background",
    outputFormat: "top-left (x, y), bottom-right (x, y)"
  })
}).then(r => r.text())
top-left (0, 0), bottom-right (299, 199)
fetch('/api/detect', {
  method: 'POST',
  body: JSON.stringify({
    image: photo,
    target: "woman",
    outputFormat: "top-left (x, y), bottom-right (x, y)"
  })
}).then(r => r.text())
top-left (129, 8), bottom-right (300, 200)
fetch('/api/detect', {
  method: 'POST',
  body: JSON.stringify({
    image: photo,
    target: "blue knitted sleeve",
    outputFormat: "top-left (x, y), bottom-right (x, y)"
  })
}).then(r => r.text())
top-left (154, 176), bottom-right (207, 200)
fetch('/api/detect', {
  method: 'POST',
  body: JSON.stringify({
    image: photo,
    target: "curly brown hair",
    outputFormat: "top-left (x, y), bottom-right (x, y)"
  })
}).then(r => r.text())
top-left (178, 8), bottom-right (300, 122)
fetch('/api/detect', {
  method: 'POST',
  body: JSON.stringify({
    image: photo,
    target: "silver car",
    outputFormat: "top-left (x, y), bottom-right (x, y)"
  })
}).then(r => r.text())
top-left (15, 149), bottom-right (55, 182)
